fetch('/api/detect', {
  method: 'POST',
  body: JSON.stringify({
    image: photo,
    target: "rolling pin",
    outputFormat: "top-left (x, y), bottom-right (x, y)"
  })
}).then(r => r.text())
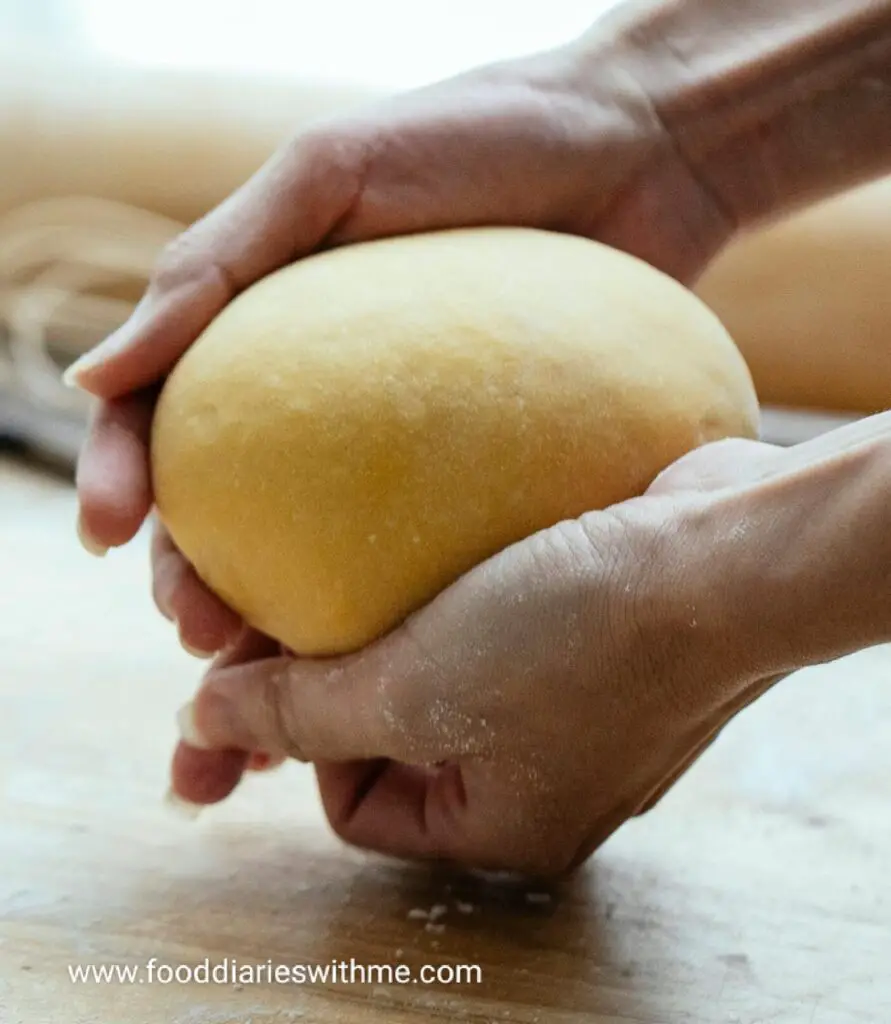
top-left (0, 45), bottom-right (380, 462)
top-left (697, 176), bottom-right (891, 416)
top-left (0, 43), bottom-right (380, 225)
top-left (2, 44), bottom-right (888, 439)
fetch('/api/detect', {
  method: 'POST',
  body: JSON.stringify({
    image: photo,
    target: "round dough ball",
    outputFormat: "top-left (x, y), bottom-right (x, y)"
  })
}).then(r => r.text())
top-left (151, 227), bottom-right (759, 656)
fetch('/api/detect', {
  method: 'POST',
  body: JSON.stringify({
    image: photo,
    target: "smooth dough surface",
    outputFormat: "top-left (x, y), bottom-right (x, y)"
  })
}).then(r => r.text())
top-left (151, 227), bottom-right (759, 655)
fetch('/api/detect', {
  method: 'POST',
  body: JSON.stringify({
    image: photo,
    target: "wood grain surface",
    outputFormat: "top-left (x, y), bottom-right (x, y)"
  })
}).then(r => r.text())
top-left (3, 453), bottom-right (891, 1024)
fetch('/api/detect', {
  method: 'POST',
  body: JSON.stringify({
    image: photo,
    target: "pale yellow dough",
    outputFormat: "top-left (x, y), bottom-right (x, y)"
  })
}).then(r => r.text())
top-left (151, 227), bottom-right (759, 656)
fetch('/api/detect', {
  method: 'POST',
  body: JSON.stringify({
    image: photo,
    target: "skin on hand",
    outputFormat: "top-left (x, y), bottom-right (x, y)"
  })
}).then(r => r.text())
top-left (166, 438), bottom-right (792, 875)
top-left (68, 32), bottom-right (734, 655)
top-left (169, 414), bottom-right (891, 875)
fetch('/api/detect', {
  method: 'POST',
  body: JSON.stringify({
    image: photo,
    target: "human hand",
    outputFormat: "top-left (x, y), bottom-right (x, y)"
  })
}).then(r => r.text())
top-left (68, 25), bottom-right (736, 656)
top-left (169, 438), bottom-right (795, 876)
top-left (171, 411), bottom-right (891, 874)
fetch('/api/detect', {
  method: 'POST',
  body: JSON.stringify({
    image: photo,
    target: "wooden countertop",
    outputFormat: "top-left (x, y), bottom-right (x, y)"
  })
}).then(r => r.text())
top-left (3, 451), bottom-right (891, 1024)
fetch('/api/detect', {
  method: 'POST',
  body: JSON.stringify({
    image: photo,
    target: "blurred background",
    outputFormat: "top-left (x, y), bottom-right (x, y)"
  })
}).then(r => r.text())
top-left (0, 0), bottom-right (887, 468)
top-left (0, 0), bottom-right (618, 467)
top-left (0, 0), bottom-right (610, 88)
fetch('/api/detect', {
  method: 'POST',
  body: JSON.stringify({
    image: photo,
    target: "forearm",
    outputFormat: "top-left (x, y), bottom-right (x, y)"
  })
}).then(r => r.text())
top-left (695, 416), bottom-right (891, 682)
top-left (603, 0), bottom-right (891, 229)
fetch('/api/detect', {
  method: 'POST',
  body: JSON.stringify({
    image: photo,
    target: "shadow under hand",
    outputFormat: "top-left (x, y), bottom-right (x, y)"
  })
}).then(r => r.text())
top-left (122, 821), bottom-right (651, 1022)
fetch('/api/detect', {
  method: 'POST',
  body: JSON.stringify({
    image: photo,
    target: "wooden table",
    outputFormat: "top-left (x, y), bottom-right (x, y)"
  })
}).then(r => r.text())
top-left (3, 451), bottom-right (891, 1024)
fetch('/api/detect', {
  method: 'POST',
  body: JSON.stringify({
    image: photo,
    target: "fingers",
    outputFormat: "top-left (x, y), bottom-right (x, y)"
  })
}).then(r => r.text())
top-left (67, 264), bottom-right (234, 399)
top-left (66, 128), bottom-right (370, 399)
top-left (179, 597), bottom-right (580, 873)
top-left (184, 619), bottom-right (487, 766)
top-left (314, 760), bottom-right (468, 863)
top-left (687, 412), bottom-right (891, 496)
top-left (782, 408), bottom-right (891, 468)
top-left (170, 743), bottom-right (249, 806)
top-left (75, 393), bottom-right (156, 551)
top-left (169, 630), bottom-right (281, 804)
top-left (69, 125), bottom-right (372, 560)
top-left (151, 519), bottom-right (242, 655)
top-left (315, 759), bottom-right (576, 875)
top-left (169, 742), bottom-right (283, 807)
top-left (646, 438), bottom-right (783, 498)
top-left (189, 653), bottom-right (411, 764)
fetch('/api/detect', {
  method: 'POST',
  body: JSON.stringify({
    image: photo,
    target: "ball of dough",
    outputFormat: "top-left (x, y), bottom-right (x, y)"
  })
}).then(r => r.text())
top-left (151, 227), bottom-right (759, 656)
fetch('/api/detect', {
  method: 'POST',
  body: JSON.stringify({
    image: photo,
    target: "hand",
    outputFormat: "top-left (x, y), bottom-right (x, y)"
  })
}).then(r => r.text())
top-left (170, 439), bottom-right (786, 876)
top-left (172, 411), bottom-right (891, 875)
top-left (68, 26), bottom-right (736, 655)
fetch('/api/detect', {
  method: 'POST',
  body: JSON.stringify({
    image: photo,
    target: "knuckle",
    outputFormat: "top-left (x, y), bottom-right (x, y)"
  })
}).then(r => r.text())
top-left (257, 663), bottom-right (309, 760)
top-left (280, 120), bottom-right (357, 184)
top-left (150, 229), bottom-right (232, 299)
top-left (285, 117), bottom-right (380, 220)
top-left (476, 821), bottom-right (577, 878)
top-left (527, 846), bottom-right (577, 878)
top-left (151, 232), bottom-right (204, 292)
top-left (327, 816), bottom-right (349, 843)
top-left (521, 816), bottom-right (581, 877)
top-left (297, 117), bottom-right (375, 166)
top-left (465, 783), bottom-right (580, 877)
top-left (287, 120), bottom-right (340, 161)
top-left (326, 810), bottom-right (360, 845)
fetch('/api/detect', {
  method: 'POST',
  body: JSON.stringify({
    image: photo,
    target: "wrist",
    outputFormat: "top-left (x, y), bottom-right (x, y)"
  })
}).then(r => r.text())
top-left (613, 0), bottom-right (891, 229)
top-left (552, 25), bottom-right (736, 281)
top-left (681, 431), bottom-right (891, 683)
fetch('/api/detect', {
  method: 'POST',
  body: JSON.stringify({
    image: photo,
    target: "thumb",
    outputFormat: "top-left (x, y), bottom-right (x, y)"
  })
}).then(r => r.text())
top-left (183, 626), bottom-right (468, 766)
top-left (65, 126), bottom-right (370, 399)
top-left (646, 438), bottom-right (783, 498)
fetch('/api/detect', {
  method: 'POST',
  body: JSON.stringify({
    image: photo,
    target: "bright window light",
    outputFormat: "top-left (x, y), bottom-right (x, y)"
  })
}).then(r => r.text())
top-left (72, 0), bottom-right (621, 88)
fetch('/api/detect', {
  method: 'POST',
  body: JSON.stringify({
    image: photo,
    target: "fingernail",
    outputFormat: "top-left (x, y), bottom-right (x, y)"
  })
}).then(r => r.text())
top-left (63, 345), bottom-right (112, 387)
top-left (76, 512), bottom-right (108, 558)
top-left (63, 319), bottom-right (137, 387)
top-left (164, 787), bottom-right (203, 820)
top-left (62, 359), bottom-right (88, 389)
top-left (248, 752), bottom-right (287, 772)
top-left (176, 701), bottom-right (212, 749)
